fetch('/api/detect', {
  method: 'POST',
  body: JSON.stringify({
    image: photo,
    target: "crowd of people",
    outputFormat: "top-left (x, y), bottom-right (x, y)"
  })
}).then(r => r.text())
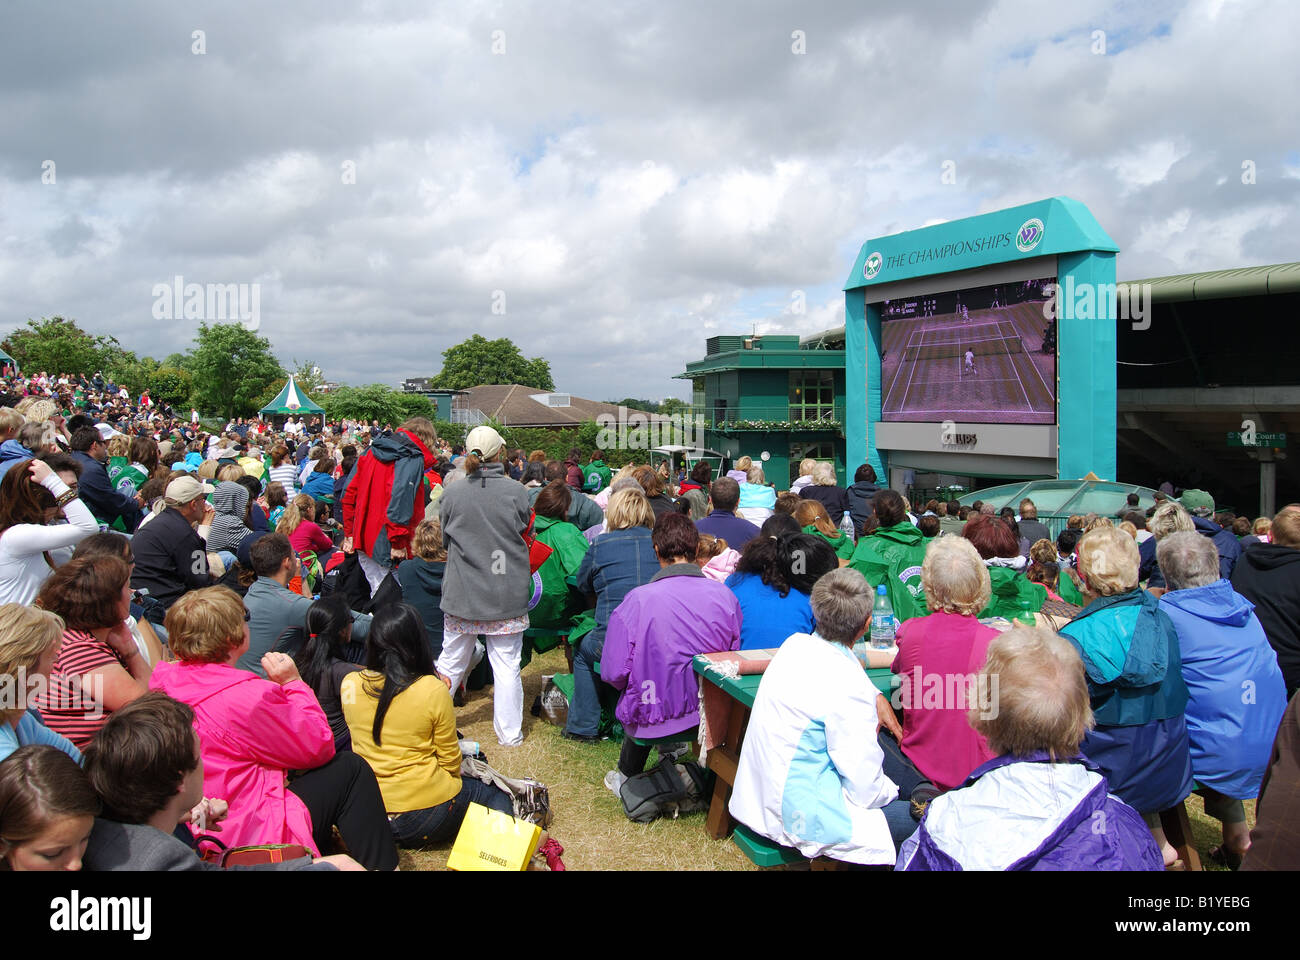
top-left (1, 366), bottom-right (1298, 873)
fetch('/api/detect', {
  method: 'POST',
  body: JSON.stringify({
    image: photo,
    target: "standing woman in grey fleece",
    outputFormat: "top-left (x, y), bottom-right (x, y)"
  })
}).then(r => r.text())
top-left (435, 426), bottom-right (532, 745)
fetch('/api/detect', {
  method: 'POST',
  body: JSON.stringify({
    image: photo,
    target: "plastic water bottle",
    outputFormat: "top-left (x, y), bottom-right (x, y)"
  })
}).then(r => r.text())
top-left (1016, 599), bottom-right (1036, 627)
top-left (459, 740), bottom-right (480, 757)
top-left (870, 584), bottom-right (895, 649)
top-left (839, 510), bottom-right (857, 543)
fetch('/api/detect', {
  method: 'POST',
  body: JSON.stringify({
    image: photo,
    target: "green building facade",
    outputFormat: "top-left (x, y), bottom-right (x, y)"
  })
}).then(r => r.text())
top-left (675, 333), bottom-right (847, 486)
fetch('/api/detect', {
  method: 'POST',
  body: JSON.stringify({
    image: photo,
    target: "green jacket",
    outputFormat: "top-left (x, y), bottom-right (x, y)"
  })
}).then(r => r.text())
top-left (582, 460), bottom-right (612, 494)
top-left (1058, 566), bottom-right (1085, 605)
top-left (979, 565), bottom-right (1048, 620)
top-left (848, 521), bottom-right (929, 622)
top-left (530, 515), bottom-right (591, 631)
top-left (802, 523), bottom-right (854, 561)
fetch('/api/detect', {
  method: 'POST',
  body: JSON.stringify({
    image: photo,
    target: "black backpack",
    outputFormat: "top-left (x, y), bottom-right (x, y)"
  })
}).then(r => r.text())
top-left (619, 756), bottom-right (711, 824)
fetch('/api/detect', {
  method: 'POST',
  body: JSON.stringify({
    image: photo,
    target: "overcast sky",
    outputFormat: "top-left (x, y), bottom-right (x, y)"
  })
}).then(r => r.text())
top-left (1, 0), bottom-right (1296, 401)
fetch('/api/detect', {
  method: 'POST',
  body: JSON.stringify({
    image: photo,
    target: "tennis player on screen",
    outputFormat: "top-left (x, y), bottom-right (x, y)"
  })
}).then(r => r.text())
top-left (964, 349), bottom-right (976, 377)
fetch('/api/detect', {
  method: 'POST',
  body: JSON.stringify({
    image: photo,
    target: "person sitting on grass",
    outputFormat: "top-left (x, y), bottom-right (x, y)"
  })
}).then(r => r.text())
top-left (396, 517), bottom-right (449, 663)
top-left (82, 692), bottom-right (360, 871)
top-left (1058, 526), bottom-right (1193, 867)
top-left (563, 488), bottom-right (659, 743)
top-left (0, 745), bottom-right (99, 871)
top-left (1156, 531), bottom-right (1287, 870)
top-left (529, 480), bottom-right (591, 633)
top-left (342, 603), bottom-right (515, 849)
top-left (294, 596), bottom-right (365, 752)
top-left (729, 567), bottom-right (915, 865)
top-left (150, 586), bottom-right (398, 870)
top-left (897, 626), bottom-right (1163, 871)
top-left (601, 513), bottom-right (741, 794)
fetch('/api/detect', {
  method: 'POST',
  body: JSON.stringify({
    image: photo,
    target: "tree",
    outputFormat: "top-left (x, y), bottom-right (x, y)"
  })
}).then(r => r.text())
top-left (430, 335), bottom-right (555, 391)
top-left (659, 397), bottom-right (690, 416)
top-left (148, 367), bottom-right (193, 408)
top-left (320, 384), bottom-right (420, 427)
top-left (2, 316), bottom-right (122, 377)
top-left (290, 360), bottom-right (326, 395)
top-left (188, 322), bottom-right (285, 419)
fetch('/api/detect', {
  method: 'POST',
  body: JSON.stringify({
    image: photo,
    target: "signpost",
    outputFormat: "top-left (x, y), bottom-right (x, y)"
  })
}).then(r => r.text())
top-left (1227, 432), bottom-right (1287, 448)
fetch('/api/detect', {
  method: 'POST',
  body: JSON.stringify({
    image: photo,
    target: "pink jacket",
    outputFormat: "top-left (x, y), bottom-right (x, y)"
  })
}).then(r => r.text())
top-left (700, 548), bottom-right (740, 583)
top-left (149, 660), bottom-right (334, 853)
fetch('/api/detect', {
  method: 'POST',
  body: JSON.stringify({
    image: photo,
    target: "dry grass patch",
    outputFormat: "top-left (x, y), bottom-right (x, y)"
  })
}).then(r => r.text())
top-left (399, 647), bottom-right (753, 871)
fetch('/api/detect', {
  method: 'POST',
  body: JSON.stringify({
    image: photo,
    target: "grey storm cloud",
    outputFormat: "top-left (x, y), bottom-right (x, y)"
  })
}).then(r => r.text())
top-left (0, 0), bottom-right (1297, 400)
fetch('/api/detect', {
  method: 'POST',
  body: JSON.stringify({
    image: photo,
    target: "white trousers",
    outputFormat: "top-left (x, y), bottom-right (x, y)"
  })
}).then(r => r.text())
top-left (436, 630), bottom-right (524, 746)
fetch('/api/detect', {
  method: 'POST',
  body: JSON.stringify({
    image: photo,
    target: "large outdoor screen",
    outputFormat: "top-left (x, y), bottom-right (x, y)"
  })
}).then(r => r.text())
top-left (879, 276), bottom-right (1057, 424)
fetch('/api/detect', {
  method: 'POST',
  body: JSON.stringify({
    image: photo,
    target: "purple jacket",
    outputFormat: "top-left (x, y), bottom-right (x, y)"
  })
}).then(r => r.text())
top-left (898, 753), bottom-right (1163, 871)
top-left (601, 564), bottom-right (741, 737)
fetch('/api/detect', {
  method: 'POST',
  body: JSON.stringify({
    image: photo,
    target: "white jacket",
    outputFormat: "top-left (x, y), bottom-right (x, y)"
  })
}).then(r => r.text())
top-left (729, 632), bottom-right (899, 864)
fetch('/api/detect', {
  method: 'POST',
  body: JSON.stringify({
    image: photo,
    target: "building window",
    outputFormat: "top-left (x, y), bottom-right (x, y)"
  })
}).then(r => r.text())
top-left (789, 370), bottom-right (835, 422)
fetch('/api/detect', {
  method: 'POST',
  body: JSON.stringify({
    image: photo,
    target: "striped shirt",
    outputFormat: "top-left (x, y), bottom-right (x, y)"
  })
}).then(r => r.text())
top-left (268, 463), bottom-right (299, 494)
top-left (35, 629), bottom-right (124, 748)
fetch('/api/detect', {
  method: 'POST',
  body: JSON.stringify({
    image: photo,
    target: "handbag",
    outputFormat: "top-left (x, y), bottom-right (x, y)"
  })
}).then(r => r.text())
top-left (194, 835), bottom-right (313, 868)
top-left (446, 803), bottom-right (542, 871)
top-left (460, 755), bottom-right (552, 828)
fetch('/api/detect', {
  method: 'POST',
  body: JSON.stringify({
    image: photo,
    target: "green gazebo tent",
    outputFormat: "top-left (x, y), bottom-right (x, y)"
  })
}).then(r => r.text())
top-left (259, 376), bottom-right (325, 416)
top-left (0, 349), bottom-right (18, 373)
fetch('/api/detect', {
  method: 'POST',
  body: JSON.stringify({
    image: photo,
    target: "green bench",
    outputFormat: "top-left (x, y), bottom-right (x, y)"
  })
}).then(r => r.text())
top-left (732, 822), bottom-right (803, 868)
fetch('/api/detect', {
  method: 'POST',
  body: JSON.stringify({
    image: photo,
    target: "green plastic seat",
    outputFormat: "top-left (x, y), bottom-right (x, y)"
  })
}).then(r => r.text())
top-left (632, 726), bottom-right (699, 748)
top-left (732, 823), bottom-right (804, 868)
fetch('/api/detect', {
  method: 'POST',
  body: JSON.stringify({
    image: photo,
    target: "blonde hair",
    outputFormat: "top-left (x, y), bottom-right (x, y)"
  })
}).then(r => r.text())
top-left (798, 458), bottom-right (817, 478)
top-left (412, 517), bottom-right (446, 561)
top-left (0, 605), bottom-right (65, 725)
top-left (812, 462), bottom-right (837, 486)
top-left (196, 460), bottom-right (219, 481)
top-left (1029, 538), bottom-right (1057, 566)
top-left (107, 434), bottom-right (132, 459)
top-left (1253, 517), bottom-right (1272, 536)
top-left (605, 488), bottom-right (655, 531)
top-left (216, 464), bottom-right (246, 483)
top-left (921, 535), bottom-right (991, 617)
top-left (276, 494), bottom-right (316, 535)
top-left (793, 499), bottom-right (838, 538)
top-left (21, 398), bottom-right (56, 424)
top-left (1083, 515), bottom-right (1112, 533)
top-left (0, 407), bottom-right (26, 437)
top-left (1149, 500), bottom-right (1194, 540)
top-left (1118, 520), bottom-right (1137, 539)
top-left (734, 456), bottom-right (753, 474)
top-left (972, 626), bottom-right (1094, 759)
top-left (746, 465), bottom-right (766, 485)
top-left (1272, 506), bottom-right (1300, 548)
top-left (164, 587), bottom-right (246, 665)
top-left (609, 464), bottom-right (637, 486)
top-left (1076, 526), bottom-right (1140, 596)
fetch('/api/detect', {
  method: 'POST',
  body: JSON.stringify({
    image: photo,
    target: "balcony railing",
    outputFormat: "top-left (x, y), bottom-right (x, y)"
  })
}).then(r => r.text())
top-left (686, 404), bottom-right (844, 432)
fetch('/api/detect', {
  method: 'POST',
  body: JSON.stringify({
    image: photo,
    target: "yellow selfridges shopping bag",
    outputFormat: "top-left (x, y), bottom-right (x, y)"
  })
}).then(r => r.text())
top-left (447, 802), bottom-right (542, 871)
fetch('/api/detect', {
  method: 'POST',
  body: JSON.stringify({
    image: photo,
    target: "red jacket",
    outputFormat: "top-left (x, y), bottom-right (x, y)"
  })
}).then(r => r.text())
top-left (342, 429), bottom-right (435, 564)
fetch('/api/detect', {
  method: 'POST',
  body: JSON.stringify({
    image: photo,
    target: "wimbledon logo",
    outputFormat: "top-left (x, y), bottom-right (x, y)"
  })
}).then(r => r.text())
top-left (1016, 218), bottom-right (1045, 253)
top-left (863, 251), bottom-right (883, 280)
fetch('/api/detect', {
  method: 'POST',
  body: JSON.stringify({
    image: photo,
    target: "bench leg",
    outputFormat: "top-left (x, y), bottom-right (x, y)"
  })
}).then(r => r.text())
top-left (1160, 802), bottom-right (1202, 872)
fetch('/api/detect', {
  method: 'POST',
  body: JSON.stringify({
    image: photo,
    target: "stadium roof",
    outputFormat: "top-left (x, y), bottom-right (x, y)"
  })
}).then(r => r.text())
top-left (1123, 260), bottom-right (1300, 304)
top-left (801, 261), bottom-right (1300, 346)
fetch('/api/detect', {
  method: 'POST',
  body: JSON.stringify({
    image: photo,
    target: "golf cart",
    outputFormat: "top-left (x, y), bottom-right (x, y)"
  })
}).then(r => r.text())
top-left (649, 445), bottom-right (730, 484)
